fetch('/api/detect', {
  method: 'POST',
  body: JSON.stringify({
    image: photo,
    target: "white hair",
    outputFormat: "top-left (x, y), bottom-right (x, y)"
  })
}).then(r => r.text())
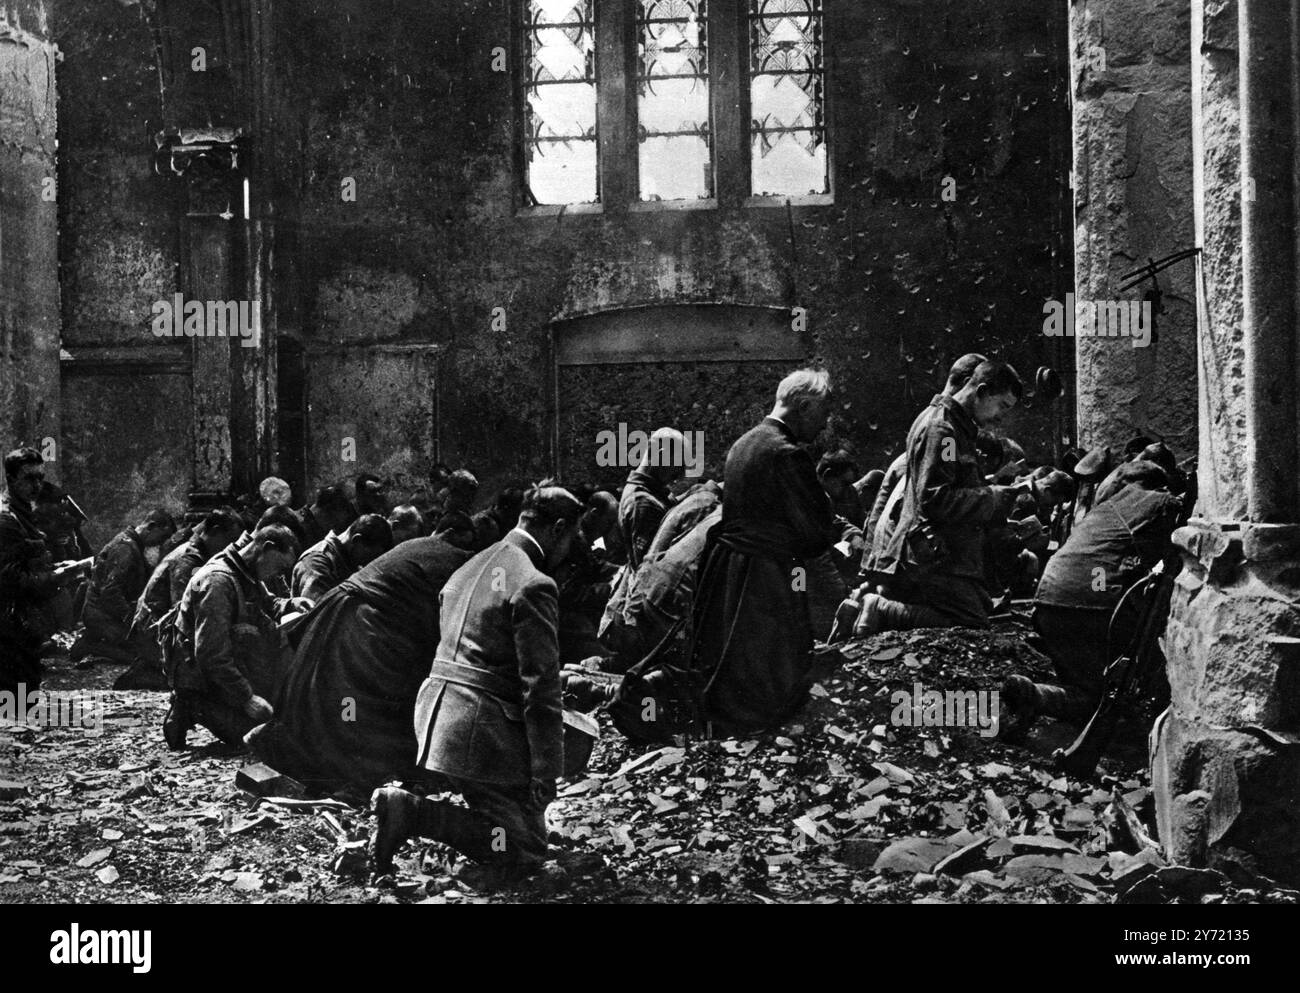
top-left (776, 368), bottom-right (833, 407)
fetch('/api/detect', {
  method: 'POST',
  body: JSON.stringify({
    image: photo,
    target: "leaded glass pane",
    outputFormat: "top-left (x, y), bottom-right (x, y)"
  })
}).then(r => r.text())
top-left (748, 0), bottom-right (828, 197)
top-left (637, 1), bottom-right (713, 201)
top-left (523, 0), bottom-right (599, 205)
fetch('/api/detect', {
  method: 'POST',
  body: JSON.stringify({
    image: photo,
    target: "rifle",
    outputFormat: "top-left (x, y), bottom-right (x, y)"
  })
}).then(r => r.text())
top-left (1118, 248), bottom-right (1202, 345)
top-left (1053, 558), bottom-right (1177, 778)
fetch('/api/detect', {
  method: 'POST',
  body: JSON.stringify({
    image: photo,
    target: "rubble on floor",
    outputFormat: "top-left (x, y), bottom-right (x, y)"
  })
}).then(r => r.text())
top-left (1, 630), bottom-right (1295, 904)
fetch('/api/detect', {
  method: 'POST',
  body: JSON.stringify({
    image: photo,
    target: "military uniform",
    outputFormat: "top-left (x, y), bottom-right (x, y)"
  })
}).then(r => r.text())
top-left (72, 529), bottom-right (151, 664)
top-left (410, 530), bottom-right (564, 867)
top-left (291, 533), bottom-right (353, 603)
top-left (166, 548), bottom-right (288, 746)
top-left (0, 496), bottom-right (61, 693)
top-left (862, 454), bottom-right (907, 578)
top-left (1031, 481), bottom-right (1184, 719)
top-left (119, 538), bottom-right (209, 689)
top-left (143, 538), bottom-right (208, 621)
top-left (873, 395), bottom-right (1007, 629)
top-left (295, 506), bottom-right (329, 550)
top-left (645, 481), bottom-right (721, 559)
top-left (599, 505), bottom-right (722, 670)
top-left (32, 488), bottom-right (91, 634)
top-left (618, 468), bottom-right (671, 571)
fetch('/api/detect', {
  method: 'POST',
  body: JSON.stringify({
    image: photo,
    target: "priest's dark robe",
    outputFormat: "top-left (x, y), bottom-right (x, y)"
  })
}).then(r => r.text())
top-left (250, 536), bottom-right (471, 795)
top-left (692, 417), bottom-right (836, 734)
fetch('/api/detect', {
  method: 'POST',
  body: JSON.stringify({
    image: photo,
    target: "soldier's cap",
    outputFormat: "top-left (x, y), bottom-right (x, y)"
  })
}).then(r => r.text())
top-left (1059, 447), bottom-right (1084, 475)
top-left (1137, 442), bottom-right (1179, 480)
top-left (1072, 445), bottom-right (1112, 481)
top-left (1123, 435), bottom-right (1156, 457)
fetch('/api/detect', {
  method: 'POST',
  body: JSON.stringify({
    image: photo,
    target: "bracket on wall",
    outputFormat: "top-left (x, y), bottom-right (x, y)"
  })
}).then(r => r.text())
top-left (1119, 247), bottom-right (1202, 344)
top-left (153, 126), bottom-right (245, 177)
top-left (154, 126), bottom-right (246, 217)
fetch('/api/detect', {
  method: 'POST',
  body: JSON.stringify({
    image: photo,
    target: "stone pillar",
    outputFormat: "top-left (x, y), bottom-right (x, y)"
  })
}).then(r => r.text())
top-left (0, 4), bottom-right (60, 464)
top-left (1190, 0), bottom-right (1246, 519)
top-left (1238, 0), bottom-right (1300, 523)
top-left (181, 145), bottom-right (277, 501)
top-left (1154, 0), bottom-right (1300, 885)
top-left (1069, 0), bottom-right (1198, 454)
top-left (187, 208), bottom-right (237, 499)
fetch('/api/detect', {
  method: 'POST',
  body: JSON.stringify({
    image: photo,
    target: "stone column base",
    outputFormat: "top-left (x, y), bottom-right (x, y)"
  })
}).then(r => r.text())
top-left (1153, 520), bottom-right (1300, 884)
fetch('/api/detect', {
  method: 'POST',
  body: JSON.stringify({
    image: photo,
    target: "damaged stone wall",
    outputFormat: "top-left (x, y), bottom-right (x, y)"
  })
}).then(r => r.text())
top-left (49, 0), bottom-right (1072, 534)
top-left (53, 0), bottom-right (190, 545)
top-left (1156, 522), bottom-right (1300, 883)
top-left (0, 0), bottom-right (60, 471)
top-left (1069, 0), bottom-right (1198, 457)
top-left (1152, 0), bottom-right (1300, 884)
top-left (282, 0), bottom-right (1072, 504)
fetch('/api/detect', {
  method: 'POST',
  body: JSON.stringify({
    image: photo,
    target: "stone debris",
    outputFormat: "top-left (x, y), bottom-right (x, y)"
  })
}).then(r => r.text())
top-left (1, 633), bottom-right (1296, 904)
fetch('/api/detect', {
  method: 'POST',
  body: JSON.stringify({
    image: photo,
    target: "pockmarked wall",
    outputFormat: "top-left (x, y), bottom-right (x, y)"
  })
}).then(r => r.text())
top-left (51, 0), bottom-right (1072, 538)
top-left (287, 0), bottom-right (1072, 502)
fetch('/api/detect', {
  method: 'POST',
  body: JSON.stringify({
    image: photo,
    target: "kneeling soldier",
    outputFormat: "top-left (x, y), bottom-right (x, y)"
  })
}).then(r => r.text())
top-left (370, 485), bottom-right (581, 879)
top-left (163, 524), bottom-right (306, 749)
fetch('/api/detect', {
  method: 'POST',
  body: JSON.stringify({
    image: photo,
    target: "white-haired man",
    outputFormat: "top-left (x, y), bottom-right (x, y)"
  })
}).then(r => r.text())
top-left (688, 369), bottom-right (838, 733)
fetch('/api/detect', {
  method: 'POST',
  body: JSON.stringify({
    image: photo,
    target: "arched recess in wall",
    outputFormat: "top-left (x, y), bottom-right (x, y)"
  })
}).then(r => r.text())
top-left (548, 303), bottom-right (808, 485)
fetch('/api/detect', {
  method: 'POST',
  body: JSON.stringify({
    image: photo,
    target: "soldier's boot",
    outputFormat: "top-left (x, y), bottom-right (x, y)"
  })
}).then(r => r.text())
top-left (371, 788), bottom-right (506, 874)
top-left (997, 675), bottom-right (1041, 742)
top-left (162, 696), bottom-right (191, 751)
top-left (1034, 681), bottom-right (1095, 724)
top-left (562, 669), bottom-right (621, 712)
top-left (827, 593), bottom-right (861, 644)
top-left (437, 805), bottom-right (543, 890)
top-left (418, 800), bottom-right (502, 864)
top-left (369, 786), bottom-right (423, 875)
top-left (852, 593), bottom-right (886, 638)
top-left (828, 583), bottom-right (881, 643)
